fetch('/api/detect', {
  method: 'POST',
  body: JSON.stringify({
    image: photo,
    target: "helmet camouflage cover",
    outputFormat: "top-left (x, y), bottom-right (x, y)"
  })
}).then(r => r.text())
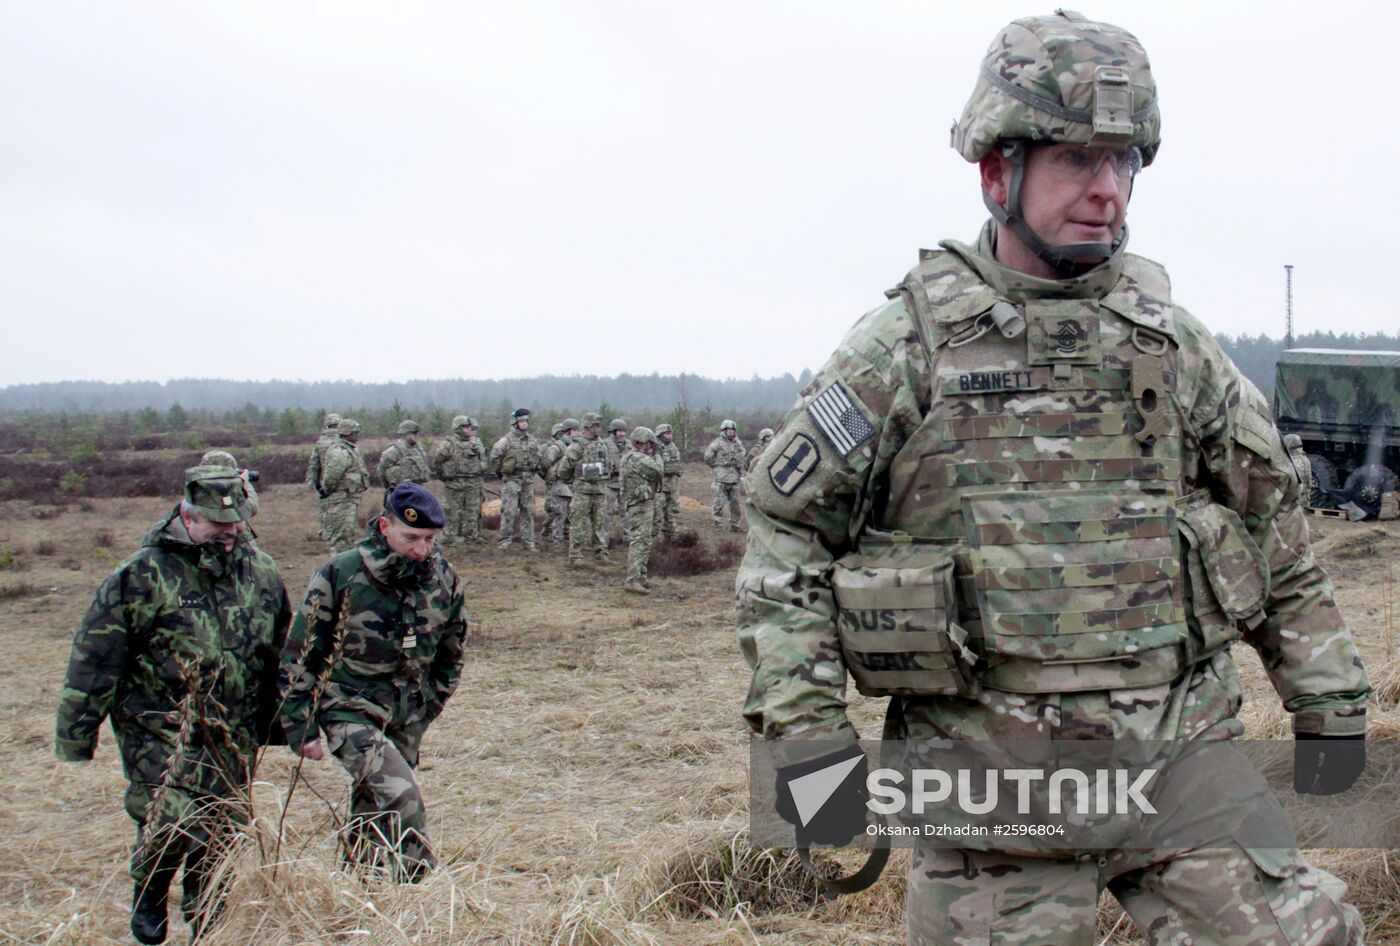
top-left (582, 411), bottom-right (603, 427)
top-left (324, 412), bottom-right (342, 428)
top-left (561, 417), bottom-right (581, 431)
top-left (397, 419), bottom-right (421, 435)
top-left (720, 419), bottom-right (737, 431)
top-left (654, 423), bottom-right (673, 435)
top-left (951, 9), bottom-right (1160, 165)
top-left (338, 418), bottom-right (361, 435)
top-left (609, 418), bottom-right (628, 432)
top-left (759, 428), bottom-right (774, 440)
top-left (630, 426), bottom-right (656, 444)
top-left (550, 422), bottom-right (564, 437)
top-left (451, 414), bottom-right (471, 429)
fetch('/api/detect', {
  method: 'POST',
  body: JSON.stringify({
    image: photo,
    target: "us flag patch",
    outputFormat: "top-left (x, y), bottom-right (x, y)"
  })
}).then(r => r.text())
top-left (806, 382), bottom-right (877, 456)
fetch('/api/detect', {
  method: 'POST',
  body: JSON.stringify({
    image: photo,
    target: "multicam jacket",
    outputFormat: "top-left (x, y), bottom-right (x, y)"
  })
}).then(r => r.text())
top-left (377, 437), bottom-right (432, 488)
top-left (621, 450), bottom-right (663, 506)
top-left (306, 428), bottom-right (339, 491)
top-left (737, 225), bottom-right (1369, 741)
top-left (278, 530), bottom-right (468, 749)
top-left (55, 512), bottom-right (291, 774)
top-left (321, 438), bottom-right (369, 499)
top-left (432, 432), bottom-right (486, 485)
top-left (704, 435), bottom-right (747, 485)
top-left (658, 440), bottom-right (682, 490)
top-left (562, 433), bottom-right (611, 495)
top-left (541, 437), bottom-right (573, 498)
top-left (605, 437), bottom-right (631, 491)
top-left (489, 428), bottom-right (542, 483)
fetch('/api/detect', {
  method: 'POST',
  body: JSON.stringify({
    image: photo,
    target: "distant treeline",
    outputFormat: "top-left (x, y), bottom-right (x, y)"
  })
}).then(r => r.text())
top-left (1216, 331), bottom-right (1399, 398)
top-left (0, 372), bottom-right (813, 414)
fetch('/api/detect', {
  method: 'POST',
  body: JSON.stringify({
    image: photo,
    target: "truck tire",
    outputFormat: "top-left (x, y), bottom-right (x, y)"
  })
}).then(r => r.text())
top-left (1307, 454), bottom-right (1338, 509)
top-left (1343, 464), bottom-right (1398, 520)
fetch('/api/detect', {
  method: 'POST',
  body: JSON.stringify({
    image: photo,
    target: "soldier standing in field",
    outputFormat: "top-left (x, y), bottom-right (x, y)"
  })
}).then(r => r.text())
top-left (605, 418), bottom-right (631, 542)
top-left (432, 415), bottom-right (487, 546)
top-left (621, 426), bottom-right (663, 595)
top-left (306, 412), bottom-right (342, 540)
top-left (704, 419), bottom-right (746, 531)
top-left (653, 423), bottom-right (683, 538)
top-left (738, 12), bottom-right (1369, 944)
top-left (279, 484), bottom-right (467, 883)
top-left (745, 427), bottom-right (774, 473)
top-left (1284, 433), bottom-right (1314, 506)
top-left (320, 419), bottom-right (369, 553)
top-left (488, 408), bottom-right (542, 551)
top-left (541, 418), bottom-right (579, 552)
top-left (55, 466), bottom-right (290, 944)
top-left (563, 412), bottom-right (612, 565)
top-left (377, 419), bottom-right (431, 504)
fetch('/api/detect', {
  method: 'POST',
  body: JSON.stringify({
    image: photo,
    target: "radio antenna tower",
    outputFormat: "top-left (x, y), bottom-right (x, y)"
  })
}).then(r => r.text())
top-left (1284, 264), bottom-right (1295, 349)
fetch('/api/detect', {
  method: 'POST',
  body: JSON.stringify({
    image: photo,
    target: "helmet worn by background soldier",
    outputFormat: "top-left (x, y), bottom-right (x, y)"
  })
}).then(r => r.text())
top-left (582, 412), bottom-right (602, 428)
top-left (397, 419), bottom-right (421, 435)
top-left (324, 412), bottom-right (342, 428)
top-left (655, 423), bottom-right (673, 436)
top-left (630, 426), bottom-right (656, 445)
top-left (561, 418), bottom-right (581, 432)
top-left (951, 10), bottom-right (1160, 272)
top-left (720, 419), bottom-right (737, 431)
top-left (338, 419), bottom-right (361, 436)
top-left (200, 450), bottom-right (238, 470)
top-left (551, 422), bottom-right (565, 438)
top-left (609, 419), bottom-right (628, 433)
top-left (452, 415), bottom-right (471, 430)
top-left (759, 428), bottom-right (774, 441)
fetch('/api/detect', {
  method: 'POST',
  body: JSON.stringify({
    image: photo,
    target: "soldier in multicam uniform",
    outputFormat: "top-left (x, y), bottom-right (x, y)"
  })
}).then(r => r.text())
top-left (605, 418), bottom-right (631, 541)
top-left (432, 415), bottom-right (487, 546)
top-left (1284, 433), bottom-right (1314, 506)
top-left (55, 466), bottom-right (290, 944)
top-left (279, 484), bottom-right (467, 883)
top-left (377, 419), bottom-right (432, 503)
top-left (745, 427), bottom-right (774, 473)
top-left (562, 412), bottom-right (612, 565)
top-left (541, 419), bottom-right (580, 551)
top-left (306, 412), bottom-right (342, 540)
top-left (704, 419), bottom-right (746, 531)
top-left (653, 423), bottom-right (683, 538)
top-left (320, 419), bottom-right (369, 553)
top-left (737, 12), bottom-right (1369, 945)
top-left (488, 408), bottom-right (543, 550)
top-left (621, 426), bottom-right (664, 595)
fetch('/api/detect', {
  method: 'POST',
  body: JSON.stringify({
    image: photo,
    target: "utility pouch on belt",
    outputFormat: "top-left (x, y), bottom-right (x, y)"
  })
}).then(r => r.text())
top-left (501, 456), bottom-right (517, 476)
top-left (961, 488), bottom-right (1186, 665)
top-left (1176, 489), bottom-right (1269, 652)
top-left (830, 532), bottom-right (979, 698)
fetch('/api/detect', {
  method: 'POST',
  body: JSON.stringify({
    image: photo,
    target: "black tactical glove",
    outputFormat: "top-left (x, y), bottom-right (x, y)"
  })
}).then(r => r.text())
top-left (774, 743), bottom-right (870, 847)
top-left (1294, 733), bottom-right (1366, 795)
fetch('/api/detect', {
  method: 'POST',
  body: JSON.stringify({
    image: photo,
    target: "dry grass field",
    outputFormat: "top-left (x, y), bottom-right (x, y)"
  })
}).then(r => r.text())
top-left (1, 464), bottom-right (1398, 945)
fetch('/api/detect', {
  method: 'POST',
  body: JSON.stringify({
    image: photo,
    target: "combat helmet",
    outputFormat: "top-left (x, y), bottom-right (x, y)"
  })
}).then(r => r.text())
top-left (199, 449), bottom-right (239, 470)
top-left (609, 418), bottom-right (628, 433)
top-left (550, 422), bottom-right (565, 437)
top-left (952, 10), bottom-right (1160, 274)
top-left (451, 414), bottom-right (472, 430)
top-left (397, 419), bottom-right (420, 435)
top-left (630, 426), bottom-right (656, 444)
top-left (758, 427), bottom-right (774, 441)
top-left (560, 417), bottom-right (581, 432)
top-left (324, 412), bottom-right (342, 428)
top-left (582, 411), bottom-right (603, 428)
top-left (338, 418), bottom-right (361, 436)
top-left (720, 419), bottom-right (737, 432)
top-left (654, 423), bottom-right (673, 436)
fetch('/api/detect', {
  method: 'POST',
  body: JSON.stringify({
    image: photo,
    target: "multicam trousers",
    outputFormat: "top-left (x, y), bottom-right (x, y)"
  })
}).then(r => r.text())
top-left (542, 493), bottom-right (571, 549)
top-left (625, 501), bottom-right (655, 586)
top-left (607, 486), bottom-right (629, 541)
top-left (654, 478), bottom-right (680, 537)
top-left (497, 478), bottom-right (536, 550)
top-left (324, 494), bottom-right (365, 553)
top-left (324, 718), bottom-right (435, 881)
top-left (442, 482), bottom-right (484, 544)
top-left (900, 652), bottom-right (1364, 946)
top-left (569, 490), bottom-right (608, 563)
top-left (712, 480), bottom-right (741, 529)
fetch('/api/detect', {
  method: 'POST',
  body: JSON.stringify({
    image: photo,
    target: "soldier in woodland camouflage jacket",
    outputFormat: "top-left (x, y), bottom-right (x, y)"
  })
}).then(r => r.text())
top-left (704, 420), bottom-right (746, 531)
top-left (738, 12), bottom-right (1369, 945)
top-left (279, 484), bottom-right (467, 881)
top-left (377, 419), bottom-right (432, 498)
top-left (56, 467), bottom-right (290, 944)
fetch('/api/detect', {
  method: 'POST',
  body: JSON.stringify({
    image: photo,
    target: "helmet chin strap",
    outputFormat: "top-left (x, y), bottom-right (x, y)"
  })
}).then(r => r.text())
top-left (984, 140), bottom-right (1123, 279)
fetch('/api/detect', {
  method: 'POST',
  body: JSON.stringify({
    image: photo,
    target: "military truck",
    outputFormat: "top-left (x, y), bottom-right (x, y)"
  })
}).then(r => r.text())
top-left (1273, 349), bottom-right (1400, 516)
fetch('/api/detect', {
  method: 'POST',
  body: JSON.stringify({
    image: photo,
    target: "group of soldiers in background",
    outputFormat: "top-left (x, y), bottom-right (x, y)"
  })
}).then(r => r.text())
top-left (303, 410), bottom-right (772, 594)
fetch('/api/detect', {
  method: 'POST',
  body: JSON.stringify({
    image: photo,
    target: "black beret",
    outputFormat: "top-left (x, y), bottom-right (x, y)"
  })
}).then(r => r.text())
top-left (513, 408), bottom-right (530, 419)
top-left (385, 483), bottom-right (446, 529)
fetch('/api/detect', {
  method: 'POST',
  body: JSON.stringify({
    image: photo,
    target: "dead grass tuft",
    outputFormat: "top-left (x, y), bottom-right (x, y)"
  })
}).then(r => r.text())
top-left (0, 580), bottom-right (38, 599)
top-left (650, 534), bottom-right (744, 578)
top-left (33, 539), bottom-right (57, 556)
top-left (93, 528), bottom-right (116, 549)
top-left (1315, 526), bottom-right (1400, 562)
top-left (635, 828), bottom-right (825, 920)
top-left (1372, 656), bottom-right (1400, 706)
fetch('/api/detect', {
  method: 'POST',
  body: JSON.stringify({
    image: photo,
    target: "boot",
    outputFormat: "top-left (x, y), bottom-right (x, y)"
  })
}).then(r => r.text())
top-left (131, 875), bottom-right (172, 945)
top-left (623, 581), bottom-right (650, 595)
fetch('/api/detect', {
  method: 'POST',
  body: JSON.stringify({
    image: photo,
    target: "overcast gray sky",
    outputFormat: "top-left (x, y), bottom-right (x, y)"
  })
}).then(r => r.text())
top-left (3, 1), bottom-right (1395, 386)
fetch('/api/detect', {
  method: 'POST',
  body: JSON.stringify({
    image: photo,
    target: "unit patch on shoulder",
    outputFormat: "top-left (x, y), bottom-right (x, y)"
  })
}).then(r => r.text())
top-left (768, 433), bottom-right (820, 496)
top-left (806, 381), bottom-right (877, 456)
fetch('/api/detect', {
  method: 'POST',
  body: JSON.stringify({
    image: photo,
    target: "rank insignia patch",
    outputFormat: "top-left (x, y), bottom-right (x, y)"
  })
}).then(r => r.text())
top-left (769, 433), bottom-right (820, 496)
top-left (806, 382), bottom-right (877, 456)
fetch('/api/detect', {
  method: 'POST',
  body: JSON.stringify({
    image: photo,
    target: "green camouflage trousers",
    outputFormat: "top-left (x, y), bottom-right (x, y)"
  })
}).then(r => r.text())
top-left (442, 483), bottom-right (483, 543)
top-left (625, 501), bottom-right (655, 585)
top-left (316, 495), bottom-right (335, 540)
top-left (712, 480), bottom-right (741, 528)
top-left (325, 719), bottom-right (435, 880)
top-left (324, 495), bottom-right (364, 553)
top-left (569, 490), bottom-right (608, 563)
top-left (900, 652), bottom-right (1364, 945)
top-left (497, 478), bottom-right (537, 549)
top-left (542, 493), bottom-right (571, 548)
top-left (653, 482), bottom-right (679, 537)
